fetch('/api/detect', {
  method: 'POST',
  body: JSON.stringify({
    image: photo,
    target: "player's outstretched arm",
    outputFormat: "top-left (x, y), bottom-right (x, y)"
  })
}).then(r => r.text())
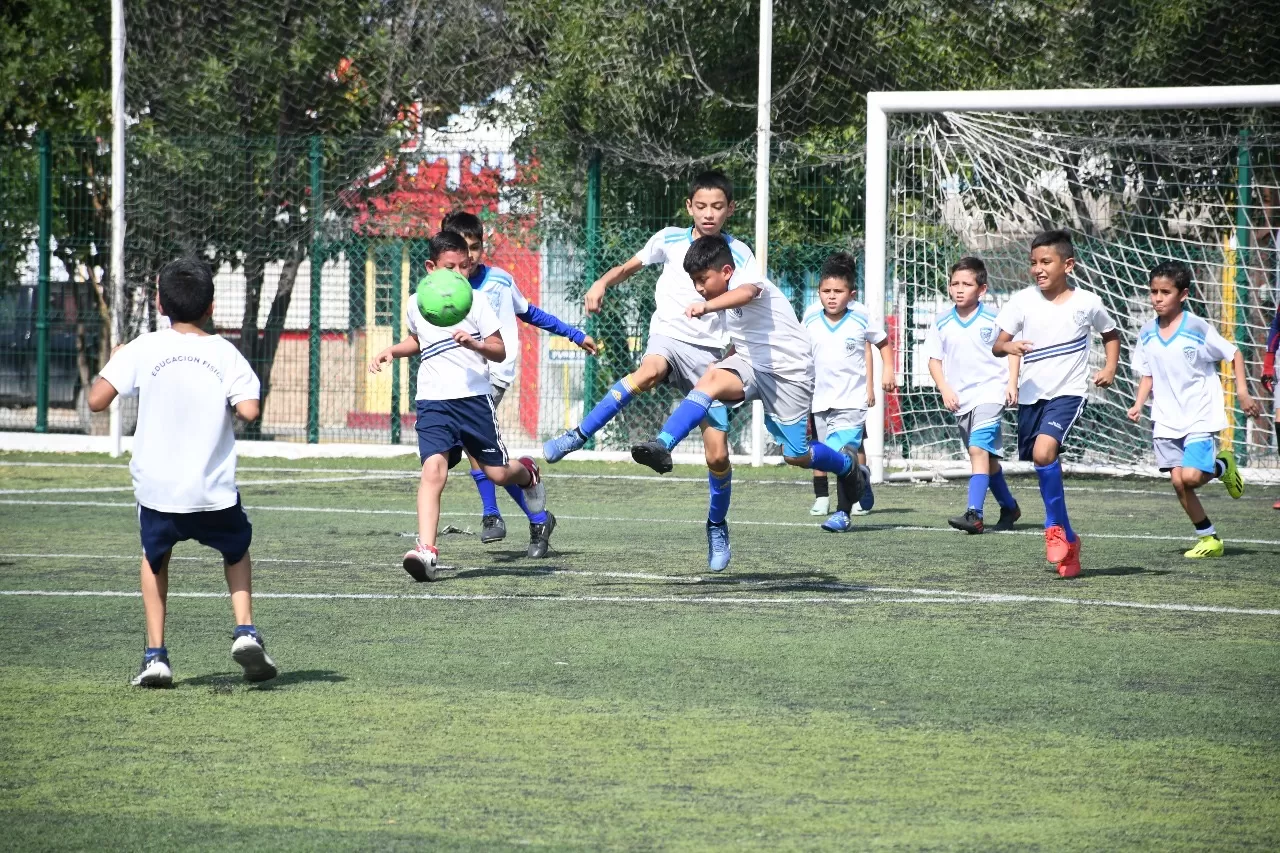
top-left (454, 330), bottom-right (506, 363)
top-left (1126, 375), bottom-right (1152, 422)
top-left (1094, 329), bottom-right (1121, 388)
top-left (368, 335), bottom-right (420, 373)
top-left (992, 330), bottom-right (1033, 358)
top-left (584, 258), bottom-right (644, 314)
top-left (518, 303), bottom-right (597, 355)
top-left (685, 284), bottom-right (758, 318)
top-left (928, 358), bottom-right (958, 412)
top-left (1231, 351), bottom-right (1264, 419)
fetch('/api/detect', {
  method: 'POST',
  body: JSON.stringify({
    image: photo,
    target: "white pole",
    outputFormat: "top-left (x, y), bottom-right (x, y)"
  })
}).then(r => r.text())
top-left (750, 0), bottom-right (772, 467)
top-left (862, 95), bottom-right (889, 485)
top-left (109, 0), bottom-right (126, 457)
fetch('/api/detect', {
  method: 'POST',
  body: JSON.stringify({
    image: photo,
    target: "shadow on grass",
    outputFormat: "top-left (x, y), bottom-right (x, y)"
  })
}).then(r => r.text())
top-left (181, 669), bottom-right (347, 691)
top-left (1079, 566), bottom-right (1173, 578)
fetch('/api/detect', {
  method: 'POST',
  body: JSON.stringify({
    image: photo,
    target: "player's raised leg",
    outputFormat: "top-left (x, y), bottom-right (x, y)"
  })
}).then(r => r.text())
top-left (544, 355), bottom-right (668, 462)
top-left (1032, 431), bottom-right (1081, 577)
top-left (486, 457), bottom-right (555, 559)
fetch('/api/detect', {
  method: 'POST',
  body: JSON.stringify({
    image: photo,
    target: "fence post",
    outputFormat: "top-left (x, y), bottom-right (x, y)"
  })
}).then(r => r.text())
top-left (581, 150), bottom-right (601, 450)
top-left (1233, 129), bottom-right (1251, 464)
top-left (307, 135), bottom-right (323, 443)
top-left (35, 130), bottom-right (52, 433)
top-left (389, 242), bottom-right (403, 445)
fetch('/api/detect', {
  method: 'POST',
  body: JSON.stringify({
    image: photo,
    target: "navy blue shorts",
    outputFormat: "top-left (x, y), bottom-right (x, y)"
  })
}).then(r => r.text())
top-left (1017, 395), bottom-right (1087, 461)
top-left (138, 498), bottom-right (253, 568)
top-left (416, 396), bottom-right (508, 468)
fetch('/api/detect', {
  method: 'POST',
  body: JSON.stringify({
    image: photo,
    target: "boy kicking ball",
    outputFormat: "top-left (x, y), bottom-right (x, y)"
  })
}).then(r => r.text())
top-left (88, 257), bottom-right (277, 687)
top-left (1127, 261), bottom-right (1262, 558)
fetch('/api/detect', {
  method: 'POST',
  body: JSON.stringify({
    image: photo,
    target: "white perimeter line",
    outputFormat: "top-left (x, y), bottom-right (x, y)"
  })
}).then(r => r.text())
top-left (1, 587), bottom-right (1276, 616)
top-left (4, 499), bottom-right (1279, 547)
top-left (0, 473), bottom-right (415, 494)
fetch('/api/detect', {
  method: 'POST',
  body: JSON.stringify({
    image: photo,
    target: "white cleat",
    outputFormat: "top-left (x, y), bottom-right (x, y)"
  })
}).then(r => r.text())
top-left (231, 634), bottom-right (278, 683)
top-left (130, 657), bottom-right (173, 688)
top-left (809, 496), bottom-right (829, 516)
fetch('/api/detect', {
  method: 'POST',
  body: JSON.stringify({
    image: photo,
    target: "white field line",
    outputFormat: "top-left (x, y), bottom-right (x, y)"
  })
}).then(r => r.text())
top-left (4, 498), bottom-right (1280, 547)
top-left (0, 473), bottom-right (415, 494)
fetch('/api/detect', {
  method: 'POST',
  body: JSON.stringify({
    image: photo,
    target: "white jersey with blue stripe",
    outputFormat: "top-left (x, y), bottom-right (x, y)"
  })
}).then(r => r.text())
top-left (470, 264), bottom-right (528, 388)
top-left (921, 304), bottom-right (1009, 415)
top-left (995, 285), bottom-right (1116, 405)
top-left (803, 301), bottom-right (887, 413)
top-left (635, 226), bottom-right (757, 348)
top-left (1131, 312), bottom-right (1236, 438)
top-left (405, 288), bottom-right (501, 400)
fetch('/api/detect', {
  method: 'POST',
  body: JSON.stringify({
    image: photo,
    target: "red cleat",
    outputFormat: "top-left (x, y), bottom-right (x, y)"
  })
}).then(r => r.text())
top-left (1057, 536), bottom-right (1082, 578)
top-left (1045, 525), bottom-right (1070, 564)
top-left (1273, 499), bottom-right (1280, 510)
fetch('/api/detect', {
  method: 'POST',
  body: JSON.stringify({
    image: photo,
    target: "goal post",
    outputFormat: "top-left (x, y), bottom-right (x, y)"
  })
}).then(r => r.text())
top-left (863, 85), bottom-right (1280, 485)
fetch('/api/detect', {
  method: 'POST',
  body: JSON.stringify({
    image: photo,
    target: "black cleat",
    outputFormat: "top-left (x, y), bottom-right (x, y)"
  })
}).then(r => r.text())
top-left (835, 446), bottom-right (865, 503)
top-left (948, 508), bottom-right (985, 535)
top-left (527, 512), bottom-right (556, 558)
top-left (480, 514), bottom-right (507, 543)
top-left (992, 504), bottom-right (1022, 532)
top-left (632, 440), bottom-right (673, 474)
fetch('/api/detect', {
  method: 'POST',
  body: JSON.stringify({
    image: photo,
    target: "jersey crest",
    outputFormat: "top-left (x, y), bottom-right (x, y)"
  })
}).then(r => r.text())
top-left (486, 288), bottom-right (503, 313)
top-left (1183, 346), bottom-right (1198, 366)
top-left (844, 338), bottom-right (859, 355)
top-left (1073, 310), bottom-right (1088, 327)
top-left (979, 325), bottom-right (995, 344)
top-left (729, 307), bottom-right (743, 319)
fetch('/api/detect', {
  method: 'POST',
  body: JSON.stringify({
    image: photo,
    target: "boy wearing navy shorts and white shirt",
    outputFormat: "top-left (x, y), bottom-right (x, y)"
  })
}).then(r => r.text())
top-left (88, 257), bottom-right (277, 688)
top-left (992, 230), bottom-right (1121, 578)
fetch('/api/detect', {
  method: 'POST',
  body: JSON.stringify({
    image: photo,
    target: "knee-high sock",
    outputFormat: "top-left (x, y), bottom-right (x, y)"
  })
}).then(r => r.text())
top-left (1034, 460), bottom-right (1075, 541)
top-left (580, 377), bottom-right (637, 438)
top-left (967, 473), bottom-right (989, 515)
top-left (657, 391), bottom-right (713, 450)
top-left (707, 464), bottom-right (732, 525)
top-left (989, 468), bottom-right (1016, 508)
top-left (813, 475), bottom-right (829, 498)
top-left (503, 483), bottom-right (547, 525)
top-left (808, 442), bottom-right (852, 475)
top-left (471, 469), bottom-right (500, 517)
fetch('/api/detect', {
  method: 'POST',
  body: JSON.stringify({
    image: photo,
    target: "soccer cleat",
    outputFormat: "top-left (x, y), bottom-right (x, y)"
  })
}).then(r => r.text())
top-left (1056, 536), bottom-right (1082, 578)
top-left (706, 520), bottom-right (731, 571)
top-left (480, 514), bottom-right (507, 544)
top-left (835, 447), bottom-right (865, 503)
top-left (402, 543), bottom-right (440, 582)
top-left (543, 428), bottom-right (586, 463)
top-left (517, 456), bottom-right (547, 514)
top-left (130, 652), bottom-right (173, 688)
top-left (992, 504), bottom-right (1022, 532)
top-left (821, 511), bottom-right (852, 533)
top-left (1044, 525), bottom-right (1070, 564)
top-left (527, 512), bottom-right (556, 559)
top-left (1184, 534), bottom-right (1224, 559)
top-left (852, 466), bottom-right (874, 515)
top-left (947, 509), bottom-right (985, 535)
top-left (809, 496), bottom-right (829, 516)
top-left (1216, 450), bottom-right (1244, 499)
top-left (632, 440), bottom-right (674, 474)
top-left (1274, 499), bottom-right (1280, 511)
top-left (231, 629), bottom-right (278, 683)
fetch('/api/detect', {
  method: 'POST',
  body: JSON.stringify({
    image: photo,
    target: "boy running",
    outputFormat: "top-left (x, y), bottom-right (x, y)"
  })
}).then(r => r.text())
top-left (992, 230), bottom-right (1121, 578)
top-left (440, 211), bottom-right (596, 544)
top-left (1126, 261), bottom-right (1261, 557)
top-left (369, 231), bottom-right (553, 578)
top-left (923, 257), bottom-right (1022, 534)
top-left (630, 236), bottom-right (866, 571)
top-left (87, 257), bottom-right (277, 687)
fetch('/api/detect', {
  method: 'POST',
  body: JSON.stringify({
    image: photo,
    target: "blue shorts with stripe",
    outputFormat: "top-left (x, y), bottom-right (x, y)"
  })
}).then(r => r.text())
top-left (1016, 395), bottom-right (1086, 461)
top-left (416, 396), bottom-right (508, 468)
top-left (138, 497), bottom-right (252, 567)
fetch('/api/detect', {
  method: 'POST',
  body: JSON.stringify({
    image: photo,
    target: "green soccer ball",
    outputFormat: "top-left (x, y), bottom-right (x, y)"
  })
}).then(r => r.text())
top-left (416, 269), bottom-right (474, 327)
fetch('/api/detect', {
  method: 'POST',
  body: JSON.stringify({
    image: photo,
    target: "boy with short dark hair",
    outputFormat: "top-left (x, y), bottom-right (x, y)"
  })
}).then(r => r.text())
top-left (88, 256), bottom-right (277, 687)
top-left (992, 230), bottom-right (1121, 578)
top-left (440, 211), bottom-right (596, 544)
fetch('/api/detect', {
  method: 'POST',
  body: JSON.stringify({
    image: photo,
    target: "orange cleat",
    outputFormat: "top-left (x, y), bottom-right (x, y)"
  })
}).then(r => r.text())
top-left (1045, 525), bottom-right (1070, 564)
top-left (1057, 536), bottom-right (1082, 578)
top-left (1273, 499), bottom-right (1280, 510)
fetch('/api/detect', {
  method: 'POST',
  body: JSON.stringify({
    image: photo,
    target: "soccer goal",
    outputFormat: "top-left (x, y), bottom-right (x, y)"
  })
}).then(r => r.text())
top-left (862, 85), bottom-right (1280, 485)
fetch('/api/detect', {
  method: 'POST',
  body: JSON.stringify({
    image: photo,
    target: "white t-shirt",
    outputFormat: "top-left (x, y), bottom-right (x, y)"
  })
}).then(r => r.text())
top-left (995, 286), bottom-right (1116, 404)
top-left (635, 227), bottom-right (757, 348)
top-left (803, 302), bottom-right (887, 413)
top-left (1132, 312), bottom-right (1236, 438)
top-left (470, 264), bottom-right (527, 388)
top-left (99, 329), bottom-right (259, 513)
top-left (405, 290), bottom-right (502, 401)
top-left (922, 304), bottom-right (1009, 414)
top-left (725, 271), bottom-right (813, 382)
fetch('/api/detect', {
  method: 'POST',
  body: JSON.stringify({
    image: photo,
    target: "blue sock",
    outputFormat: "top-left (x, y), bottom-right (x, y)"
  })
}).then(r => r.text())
top-left (657, 390), bottom-right (713, 450)
top-left (707, 466), bottom-right (732, 525)
top-left (807, 442), bottom-right (852, 475)
top-left (989, 468), bottom-right (1017, 509)
top-left (1034, 460), bottom-right (1075, 541)
top-left (580, 378), bottom-right (636, 437)
top-left (144, 646), bottom-right (167, 660)
top-left (503, 484), bottom-right (547, 525)
top-left (967, 473), bottom-right (989, 515)
top-left (471, 469), bottom-right (501, 517)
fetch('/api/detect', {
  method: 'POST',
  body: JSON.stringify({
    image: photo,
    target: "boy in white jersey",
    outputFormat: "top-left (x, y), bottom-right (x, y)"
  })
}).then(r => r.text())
top-left (369, 232), bottom-right (553, 578)
top-left (630, 236), bottom-right (866, 571)
top-left (802, 252), bottom-right (895, 532)
top-left (543, 171), bottom-right (756, 566)
top-left (441, 212), bottom-right (596, 545)
top-left (992, 230), bottom-right (1121, 578)
top-left (1126, 261), bottom-right (1261, 558)
top-left (87, 257), bottom-right (277, 688)
top-left (923, 257), bottom-right (1022, 535)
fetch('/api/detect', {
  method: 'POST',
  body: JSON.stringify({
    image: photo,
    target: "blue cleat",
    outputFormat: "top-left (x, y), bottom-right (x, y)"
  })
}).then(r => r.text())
top-left (821, 510), bottom-right (853, 533)
top-left (543, 428), bottom-right (586, 463)
top-left (706, 520), bottom-right (731, 572)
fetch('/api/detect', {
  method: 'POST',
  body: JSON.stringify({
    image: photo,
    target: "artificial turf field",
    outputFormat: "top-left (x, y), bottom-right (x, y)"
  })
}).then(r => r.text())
top-left (1, 451), bottom-right (1278, 850)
